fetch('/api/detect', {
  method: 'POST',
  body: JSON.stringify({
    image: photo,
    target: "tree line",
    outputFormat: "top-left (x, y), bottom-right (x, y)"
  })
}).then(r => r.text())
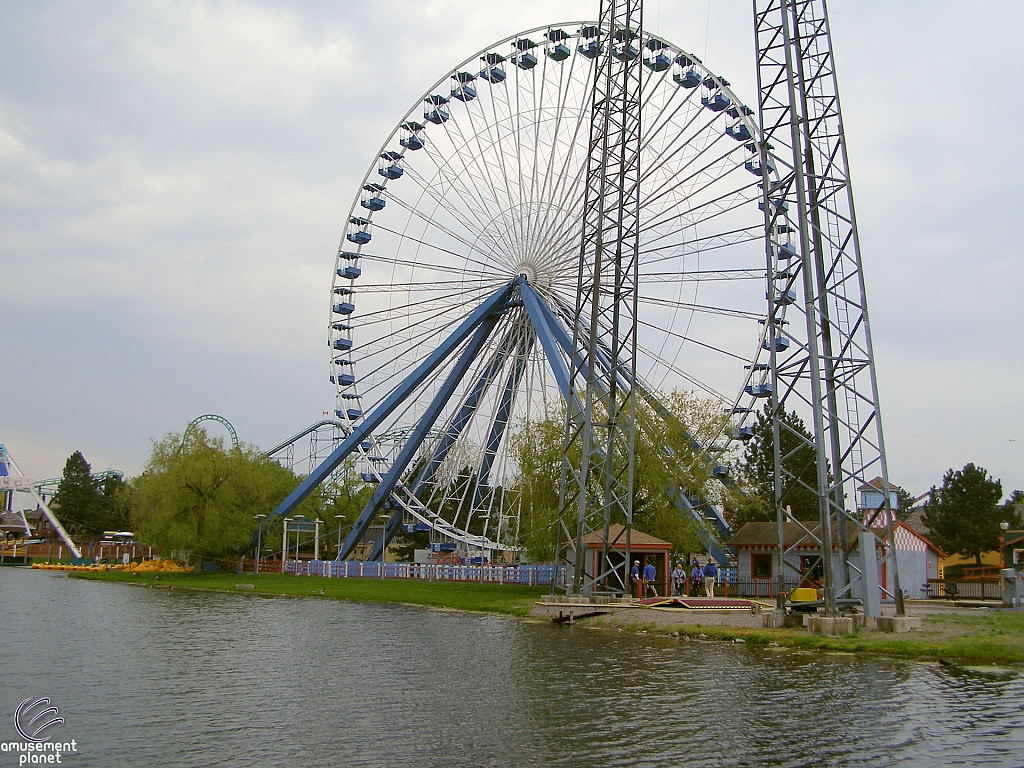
top-left (48, 396), bottom-right (1021, 566)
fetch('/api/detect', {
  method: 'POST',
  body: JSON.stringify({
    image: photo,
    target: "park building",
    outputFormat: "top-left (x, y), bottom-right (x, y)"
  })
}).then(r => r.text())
top-left (728, 520), bottom-right (946, 602)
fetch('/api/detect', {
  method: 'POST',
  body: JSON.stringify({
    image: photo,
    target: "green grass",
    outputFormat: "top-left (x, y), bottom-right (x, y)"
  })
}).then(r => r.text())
top-left (614, 612), bottom-right (1024, 665)
top-left (69, 570), bottom-right (548, 617)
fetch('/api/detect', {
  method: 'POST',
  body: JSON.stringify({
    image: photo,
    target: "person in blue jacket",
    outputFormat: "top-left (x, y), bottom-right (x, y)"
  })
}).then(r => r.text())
top-left (643, 559), bottom-right (658, 597)
top-left (631, 560), bottom-right (641, 599)
top-left (690, 560), bottom-right (703, 597)
top-left (702, 559), bottom-right (718, 598)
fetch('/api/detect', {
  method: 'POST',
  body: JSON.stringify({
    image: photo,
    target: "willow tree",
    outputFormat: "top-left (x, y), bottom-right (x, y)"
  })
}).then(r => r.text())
top-left (131, 429), bottom-right (312, 560)
top-left (508, 391), bottom-right (738, 561)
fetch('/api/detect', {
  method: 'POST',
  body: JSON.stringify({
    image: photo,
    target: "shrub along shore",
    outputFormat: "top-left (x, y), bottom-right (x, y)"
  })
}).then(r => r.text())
top-left (69, 571), bottom-right (1024, 665)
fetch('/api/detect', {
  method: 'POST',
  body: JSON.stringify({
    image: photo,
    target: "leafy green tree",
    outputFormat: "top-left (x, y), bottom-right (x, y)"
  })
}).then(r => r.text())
top-left (507, 391), bottom-right (724, 561)
top-left (131, 430), bottom-right (312, 560)
top-left (53, 451), bottom-right (102, 534)
top-left (96, 474), bottom-right (131, 531)
top-left (739, 404), bottom-right (820, 524)
top-left (922, 463), bottom-right (1018, 565)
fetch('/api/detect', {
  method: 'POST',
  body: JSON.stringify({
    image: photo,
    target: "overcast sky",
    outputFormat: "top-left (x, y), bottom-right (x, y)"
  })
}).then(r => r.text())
top-left (2, 1), bottom-right (1022, 499)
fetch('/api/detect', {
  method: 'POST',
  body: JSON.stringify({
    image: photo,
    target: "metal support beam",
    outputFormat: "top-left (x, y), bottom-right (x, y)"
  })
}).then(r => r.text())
top-left (754, 0), bottom-right (902, 614)
top-left (354, 313), bottom-right (501, 562)
top-left (257, 281), bottom-right (515, 544)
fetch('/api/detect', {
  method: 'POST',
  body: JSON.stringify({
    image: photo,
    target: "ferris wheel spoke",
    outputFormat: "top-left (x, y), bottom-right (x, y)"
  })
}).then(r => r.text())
top-left (395, 164), bottom-right (503, 256)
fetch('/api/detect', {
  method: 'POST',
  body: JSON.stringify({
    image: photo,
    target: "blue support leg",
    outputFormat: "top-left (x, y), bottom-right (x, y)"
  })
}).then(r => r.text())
top-left (349, 313), bottom-right (501, 562)
top-left (251, 281), bottom-right (515, 551)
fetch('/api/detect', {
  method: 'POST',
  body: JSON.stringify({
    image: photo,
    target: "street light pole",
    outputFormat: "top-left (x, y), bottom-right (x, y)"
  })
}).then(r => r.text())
top-left (1001, 521), bottom-right (1010, 569)
top-left (335, 515), bottom-right (344, 560)
top-left (255, 514), bottom-right (266, 574)
top-left (283, 518), bottom-right (292, 573)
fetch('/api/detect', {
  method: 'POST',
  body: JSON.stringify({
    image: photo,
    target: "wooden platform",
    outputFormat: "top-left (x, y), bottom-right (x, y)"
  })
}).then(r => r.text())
top-left (637, 596), bottom-right (756, 611)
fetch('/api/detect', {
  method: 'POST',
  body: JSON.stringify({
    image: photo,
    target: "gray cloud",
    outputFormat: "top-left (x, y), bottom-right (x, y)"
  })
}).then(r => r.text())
top-left (1, 0), bottom-right (1020, 500)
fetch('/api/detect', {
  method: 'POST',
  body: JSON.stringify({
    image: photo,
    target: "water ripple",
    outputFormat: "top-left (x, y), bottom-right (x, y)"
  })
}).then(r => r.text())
top-left (2, 569), bottom-right (1022, 767)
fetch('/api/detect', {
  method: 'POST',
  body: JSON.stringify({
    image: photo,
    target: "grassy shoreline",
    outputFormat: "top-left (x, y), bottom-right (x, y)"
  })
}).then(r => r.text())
top-left (69, 571), bottom-right (1024, 665)
top-left (69, 570), bottom-right (548, 617)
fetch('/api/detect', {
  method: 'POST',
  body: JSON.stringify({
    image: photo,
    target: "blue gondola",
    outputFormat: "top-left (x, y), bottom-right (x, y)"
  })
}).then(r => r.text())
top-left (546, 28), bottom-right (570, 61)
top-left (517, 51), bottom-right (537, 69)
top-left (646, 52), bottom-right (671, 71)
top-left (745, 156), bottom-right (776, 175)
top-left (480, 53), bottom-right (506, 83)
top-left (331, 373), bottom-right (355, 386)
top-left (359, 441), bottom-right (372, 451)
top-left (451, 71), bottom-right (477, 102)
top-left (399, 121), bottom-right (425, 151)
top-left (515, 39), bottom-right (537, 70)
top-left (702, 92), bottom-right (732, 112)
top-left (777, 242), bottom-right (798, 260)
top-left (361, 183), bottom-right (385, 211)
top-left (614, 43), bottom-right (639, 61)
top-left (547, 42), bottom-right (570, 61)
top-left (424, 94), bottom-right (450, 124)
top-left (402, 523), bottom-right (432, 534)
top-left (333, 338), bottom-right (352, 351)
top-left (378, 151), bottom-right (404, 180)
top-left (346, 409), bottom-right (363, 420)
top-left (745, 382), bottom-right (774, 398)
top-left (333, 286), bottom-right (353, 295)
top-left (645, 39), bottom-right (671, 71)
top-left (737, 425), bottom-right (755, 440)
top-left (333, 302), bottom-right (355, 315)
top-left (360, 472), bottom-right (380, 483)
top-left (339, 251), bottom-right (359, 261)
top-left (334, 357), bottom-right (352, 366)
top-left (758, 198), bottom-right (789, 213)
top-left (774, 289), bottom-right (797, 305)
top-left (578, 26), bottom-right (602, 59)
top-left (712, 465), bottom-right (729, 478)
top-left (341, 266), bottom-right (361, 280)
top-left (726, 122), bottom-right (752, 141)
top-left (346, 217), bottom-right (370, 245)
top-left (762, 336), bottom-right (790, 352)
top-left (332, 322), bottom-right (351, 331)
top-left (675, 68), bottom-right (702, 88)
top-left (431, 542), bottom-right (457, 553)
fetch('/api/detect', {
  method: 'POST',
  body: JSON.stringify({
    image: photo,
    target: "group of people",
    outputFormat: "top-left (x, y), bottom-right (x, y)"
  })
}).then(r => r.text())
top-left (671, 559), bottom-right (718, 598)
top-left (631, 557), bottom-right (719, 598)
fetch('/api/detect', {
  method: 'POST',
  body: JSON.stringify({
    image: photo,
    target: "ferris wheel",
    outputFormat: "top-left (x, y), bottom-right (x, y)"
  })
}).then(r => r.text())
top-left (320, 22), bottom-right (784, 559)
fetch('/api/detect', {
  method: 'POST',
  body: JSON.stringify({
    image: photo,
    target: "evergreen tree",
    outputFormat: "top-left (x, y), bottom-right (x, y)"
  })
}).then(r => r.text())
top-left (922, 463), bottom-right (1016, 565)
top-left (53, 451), bottom-right (102, 533)
top-left (739, 404), bottom-right (821, 524)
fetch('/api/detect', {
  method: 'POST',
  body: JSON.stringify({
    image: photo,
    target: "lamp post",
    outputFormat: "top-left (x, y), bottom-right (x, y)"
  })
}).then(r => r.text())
top-left (254, 514), bottom-right (266, 574)
top-left (283, 518), bottom-right (292, 573)
top-left (1000, 521), bottom-right (1010, 569)
top-left (335, 515), bottom-right (344, 559)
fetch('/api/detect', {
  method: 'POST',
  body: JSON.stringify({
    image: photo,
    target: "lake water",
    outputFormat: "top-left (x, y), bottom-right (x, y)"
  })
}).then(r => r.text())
top-left (2, 568), bottom-right (1023, 767)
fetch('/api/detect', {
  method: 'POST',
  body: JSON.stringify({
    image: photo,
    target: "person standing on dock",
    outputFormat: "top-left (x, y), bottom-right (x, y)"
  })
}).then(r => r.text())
top-left (671, 561), bottom-right (686, 596)
top-left (702, 560), bottom-right (718, 598)
top-left (690, 560), bottom-right (703, 597)
top-left (631, 560), bottom-right (641, 599)
top-left (643, 560), bottom-right (658, 597)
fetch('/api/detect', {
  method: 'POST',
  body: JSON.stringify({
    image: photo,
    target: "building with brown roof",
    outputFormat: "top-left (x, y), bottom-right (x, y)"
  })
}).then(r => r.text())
top-left (583, 523), bottom-right (672, 597)
top-left (728, 520), bottom-right (946, 601)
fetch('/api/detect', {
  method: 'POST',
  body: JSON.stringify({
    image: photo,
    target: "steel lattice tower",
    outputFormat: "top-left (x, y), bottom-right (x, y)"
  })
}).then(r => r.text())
top-left (556, 0), bottom-right (643, 595)
top-left (753, 0), bottom-right (903, 616)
